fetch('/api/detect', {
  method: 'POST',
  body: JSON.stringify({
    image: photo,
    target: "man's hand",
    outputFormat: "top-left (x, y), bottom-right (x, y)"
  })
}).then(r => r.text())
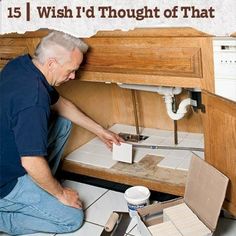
top-left (21, 156), bottom-right (82, 209)
top-left (57, 187), bottom-right (82, 209)
top-left (97, 128), bottom-right (124, 150)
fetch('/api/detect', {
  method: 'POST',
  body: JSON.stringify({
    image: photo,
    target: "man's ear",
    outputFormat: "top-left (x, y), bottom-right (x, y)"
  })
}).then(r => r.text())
top-left (47, 58), bottom-right (57, 71)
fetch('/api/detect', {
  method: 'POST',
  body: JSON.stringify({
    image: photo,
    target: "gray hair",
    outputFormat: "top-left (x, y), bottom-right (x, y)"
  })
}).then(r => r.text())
top-left (33, 31), bottom-right (88, 64)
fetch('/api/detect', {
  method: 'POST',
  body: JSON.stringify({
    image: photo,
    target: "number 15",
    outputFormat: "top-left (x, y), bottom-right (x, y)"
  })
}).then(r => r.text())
top-left (8, 7), bottom-right (21, 18)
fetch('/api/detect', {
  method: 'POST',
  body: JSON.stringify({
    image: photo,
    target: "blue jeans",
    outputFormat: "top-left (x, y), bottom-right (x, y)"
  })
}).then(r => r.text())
top-left (0, 116), bottom-right (84, 235)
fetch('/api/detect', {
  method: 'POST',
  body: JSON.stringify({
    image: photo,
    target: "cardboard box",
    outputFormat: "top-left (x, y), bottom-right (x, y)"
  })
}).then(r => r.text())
top-left (137, 156), bottom-right (229, 236)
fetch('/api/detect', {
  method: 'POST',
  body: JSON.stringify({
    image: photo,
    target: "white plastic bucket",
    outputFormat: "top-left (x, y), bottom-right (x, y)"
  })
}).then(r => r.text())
top-left (124, 186), bottom-right (150, 217)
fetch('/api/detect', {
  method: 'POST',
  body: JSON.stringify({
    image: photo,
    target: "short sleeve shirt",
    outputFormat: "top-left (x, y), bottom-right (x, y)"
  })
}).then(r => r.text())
top-left (0, 54), bottom-right (59, 198)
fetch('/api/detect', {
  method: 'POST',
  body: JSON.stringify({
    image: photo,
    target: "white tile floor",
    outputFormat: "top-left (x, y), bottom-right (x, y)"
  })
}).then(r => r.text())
top-left (66, 124), bottom-right (205, 172)
top-left (1, 180), bottom-right (236, 236)
top-left (47, 181), bottom-right (236, 236)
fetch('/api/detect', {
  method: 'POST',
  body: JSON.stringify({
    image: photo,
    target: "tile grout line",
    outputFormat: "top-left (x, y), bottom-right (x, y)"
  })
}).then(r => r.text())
top-left (191, 151), bottom-right (204, 158)
top-left (84, 220), bottom-right (104, 228)
top-left (84, 189), bottom-right (110, 211)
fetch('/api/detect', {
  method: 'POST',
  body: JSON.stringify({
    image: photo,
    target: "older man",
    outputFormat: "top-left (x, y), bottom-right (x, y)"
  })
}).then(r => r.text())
top-left (0, 31), bottom-right (123, 235)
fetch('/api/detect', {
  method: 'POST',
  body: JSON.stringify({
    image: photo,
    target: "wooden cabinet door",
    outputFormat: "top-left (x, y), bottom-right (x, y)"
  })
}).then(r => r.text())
top-left (80, 28), bottom-right (214, 92)
top-left (202, 91), bottom-right (236, 216)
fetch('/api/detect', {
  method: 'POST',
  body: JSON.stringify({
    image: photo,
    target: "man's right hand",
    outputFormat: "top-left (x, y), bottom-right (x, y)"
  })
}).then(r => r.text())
top-left (57, 187), bottom-right (82, 209)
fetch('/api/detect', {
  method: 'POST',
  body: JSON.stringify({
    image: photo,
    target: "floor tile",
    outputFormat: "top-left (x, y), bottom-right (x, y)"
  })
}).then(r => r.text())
top-left (133, 149), bottom-right (149, 162)
top-left (166, 150), bottom-right (191, 159)
top-left (159, 137), bottom-right (179, 146)
top-left (197, 140), bottom-right (204, 149)
top-left (141, 136), bottom-right (166, 145)
top-left (177, 155), bottom-right (193, 171)
top-left (62, 180), bottom-right (108, 209)
top-left (65, 150), bottom-right (117, 169)
top-left (157, 151), bottom-right (189, 169)
top-left (179, 139), bottom-right (203, 148)
top-left (78, 143), bottom-right (111, 156)
top-left (157, 157), bottom-right (184, 169)
top-left (146, 148), bottom-right (170, 157)
top-left (184, 133), bottom-right (204, 141)
top-left (85, 190), bottom-right (128, 225)
top-left (142, 128), bottom-right (173, 138)
top-left (56, 222), bottom-right (103, 236)
top-left (215, 217), bottom-right (236, 236)
top-left (109, 124), bottom-right (137, 134)
top-left (193, 151), bottom-right (205, 159)
top-left (128, 225), bottom-right (141, 236)
top-left (125, 218), bottom-right (139, 234)
top-left (85, 190), bottom-right (136, 233)
top-left (175, 131), bottom-right (189, 139)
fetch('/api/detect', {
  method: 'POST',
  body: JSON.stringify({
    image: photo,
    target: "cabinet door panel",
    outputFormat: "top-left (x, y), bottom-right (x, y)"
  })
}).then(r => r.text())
top-left (80, 29), bottom-right (214, 91)
top-left (202, 91), bottom-right (236, 216)
top-left (83, 38), bottom-right (202, 77)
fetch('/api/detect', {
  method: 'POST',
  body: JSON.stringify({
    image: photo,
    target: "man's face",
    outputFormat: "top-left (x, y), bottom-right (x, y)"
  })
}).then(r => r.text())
top-left (52, 48), bottom-right (83, 86)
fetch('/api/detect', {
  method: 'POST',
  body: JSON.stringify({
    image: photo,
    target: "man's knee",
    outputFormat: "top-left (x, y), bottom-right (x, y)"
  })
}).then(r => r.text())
top-left (49, 115), bottom-right (72, 139)
top-left (60, 208), bottom-right (84, 233)
top-left (68, 208), bottom-right (84, 231)
top-left (58, 116), bottom-right (72, 136)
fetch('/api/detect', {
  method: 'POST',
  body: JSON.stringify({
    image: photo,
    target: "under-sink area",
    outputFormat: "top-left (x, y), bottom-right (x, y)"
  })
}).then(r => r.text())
top-left (65, 124), bottom-right (204, 171)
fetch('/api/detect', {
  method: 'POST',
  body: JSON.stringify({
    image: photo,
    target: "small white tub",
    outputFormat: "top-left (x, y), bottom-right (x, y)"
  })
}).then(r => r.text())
top-left (124, 186), bottom-right (150, 217)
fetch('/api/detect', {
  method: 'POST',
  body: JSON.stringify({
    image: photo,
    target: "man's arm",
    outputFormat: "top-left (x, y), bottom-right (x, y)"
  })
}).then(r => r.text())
top-left (51, 96), bottom-right (123, 149)
top-left (21, 156), bottom-right (82, 209)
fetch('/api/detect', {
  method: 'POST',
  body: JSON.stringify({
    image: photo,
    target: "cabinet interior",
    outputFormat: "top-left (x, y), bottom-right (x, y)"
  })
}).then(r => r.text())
top-left (57, 82), bottom-right (204, 157)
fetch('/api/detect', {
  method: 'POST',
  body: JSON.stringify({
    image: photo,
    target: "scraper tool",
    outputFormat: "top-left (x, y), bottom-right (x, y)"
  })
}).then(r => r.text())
top-left (101, 211), bottom-right (131, 236)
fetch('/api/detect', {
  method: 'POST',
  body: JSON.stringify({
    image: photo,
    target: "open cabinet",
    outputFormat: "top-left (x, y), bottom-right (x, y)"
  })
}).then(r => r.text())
top-left (0, 28), bottom-right (235, 216)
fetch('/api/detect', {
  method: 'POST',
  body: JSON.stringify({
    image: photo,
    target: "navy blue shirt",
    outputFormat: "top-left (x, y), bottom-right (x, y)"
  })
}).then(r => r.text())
top-left (0, 54), bottom-right (59, 198)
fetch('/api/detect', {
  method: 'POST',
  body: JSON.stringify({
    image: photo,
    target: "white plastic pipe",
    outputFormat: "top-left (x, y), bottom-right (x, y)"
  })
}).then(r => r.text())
top-left (117, 83), bottom-right (182, 95)
top-left (117, 83), bottom-right (191, 121)
top-left (164, 96), bottom-right (192, 120)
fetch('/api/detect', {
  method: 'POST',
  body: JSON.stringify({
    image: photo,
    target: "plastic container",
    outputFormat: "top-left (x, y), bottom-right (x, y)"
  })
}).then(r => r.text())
top-left (124, 186), bottom-right (150, 217)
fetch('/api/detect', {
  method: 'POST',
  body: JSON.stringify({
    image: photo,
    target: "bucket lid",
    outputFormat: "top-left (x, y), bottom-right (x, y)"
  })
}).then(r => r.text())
top-left (124, 186), bottom-right (150, 205)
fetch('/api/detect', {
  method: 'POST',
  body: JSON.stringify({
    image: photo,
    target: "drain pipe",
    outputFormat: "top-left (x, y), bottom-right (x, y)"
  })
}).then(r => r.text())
top-left (164, 95), bottom-right (192, 120)
top-left (117, 83), bottom-right (192, 121)
top-left (118, 83), bottom-right (182, 95)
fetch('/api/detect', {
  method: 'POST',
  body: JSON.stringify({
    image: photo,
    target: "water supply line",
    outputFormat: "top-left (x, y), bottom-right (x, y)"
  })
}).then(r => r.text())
top-left (117, 83), bottom-right (193, 121)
